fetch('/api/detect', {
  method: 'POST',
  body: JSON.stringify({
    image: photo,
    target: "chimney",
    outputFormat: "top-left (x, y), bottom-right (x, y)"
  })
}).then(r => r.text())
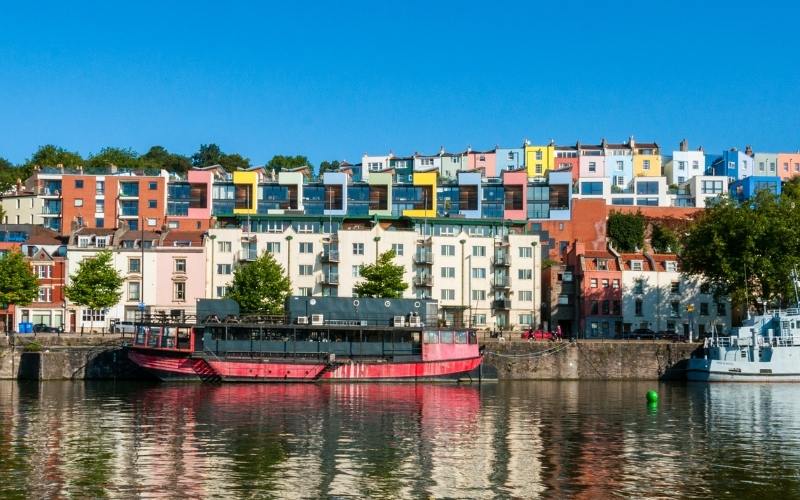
top-left (698, 146), bottom-right (704, 152)
top-left (601, 138), bottom-right (608, 149)
top-left (576, 140), bottom-right (582, 149)
top-left (439, 145), bottom-right (445, 155)
top-left (628, 135), bottom-right (636, 148)
top-left (466, 145), bottom-right (472, 154)
top-left (679, 139), bottom-right (688, 152)
top-left (745, 145), bottom-right (753, 156)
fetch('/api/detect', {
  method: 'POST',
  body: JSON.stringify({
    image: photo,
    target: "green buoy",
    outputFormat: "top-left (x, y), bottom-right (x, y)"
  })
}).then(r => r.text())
top-left (646, 390), bottom-right (659, 404)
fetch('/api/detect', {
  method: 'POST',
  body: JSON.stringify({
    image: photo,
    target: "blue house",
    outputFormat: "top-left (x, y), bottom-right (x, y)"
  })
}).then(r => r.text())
top-left (729, 176), bottom-right (782, 202)
top-left (711, 149), bottom-right (754, 180)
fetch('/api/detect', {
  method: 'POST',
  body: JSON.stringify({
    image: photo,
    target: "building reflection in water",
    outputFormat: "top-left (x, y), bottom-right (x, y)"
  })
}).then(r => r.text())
top-left (3, 380), bottom-right (800, 498)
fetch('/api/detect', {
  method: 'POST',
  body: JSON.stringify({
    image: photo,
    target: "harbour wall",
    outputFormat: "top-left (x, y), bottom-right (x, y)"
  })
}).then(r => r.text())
top-left (0, 335), bottom-right (700, 381)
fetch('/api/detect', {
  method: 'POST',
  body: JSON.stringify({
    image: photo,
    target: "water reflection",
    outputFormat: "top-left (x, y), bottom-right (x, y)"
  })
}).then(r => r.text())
top-left (1, 381), bottom-right (800, 498)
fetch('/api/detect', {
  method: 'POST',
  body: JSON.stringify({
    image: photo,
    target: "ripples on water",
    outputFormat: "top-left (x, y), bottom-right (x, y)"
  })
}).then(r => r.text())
top-left (1, 381), bottom-right (800, 499)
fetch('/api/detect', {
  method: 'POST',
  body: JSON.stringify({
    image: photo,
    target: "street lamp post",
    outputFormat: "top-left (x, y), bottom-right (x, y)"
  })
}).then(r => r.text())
top-left (373, 236), bottom-right (381, 263)
top-left (286, 235), bottom-right (294, 292)
top-left (209, 234), bottom-right (217, 298)
top-left (532, 240), bottom-right (538, 330)
top-left (460, 239), bottom-right (466, 328)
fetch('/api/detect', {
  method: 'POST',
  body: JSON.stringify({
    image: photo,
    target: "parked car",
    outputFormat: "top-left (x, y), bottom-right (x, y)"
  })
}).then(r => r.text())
top-left (522, 328), bottom-right (554, 341)
top-left (110, 321), bottom-right (137, 334)
top-left (626, 328), bottom-right (657, 340)
top-left (32, 323), bottom-right (63, 333)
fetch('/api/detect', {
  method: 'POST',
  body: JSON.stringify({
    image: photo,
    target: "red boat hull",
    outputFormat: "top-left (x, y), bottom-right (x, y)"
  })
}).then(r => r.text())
top-left (128, 349), bottom-right (482, 382)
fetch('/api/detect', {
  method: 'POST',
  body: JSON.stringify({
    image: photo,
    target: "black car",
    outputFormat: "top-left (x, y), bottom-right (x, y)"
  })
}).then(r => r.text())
top-left (32, 323), bottom-right (63, 333)
top-left (627, 328), bottom-right (657, 339)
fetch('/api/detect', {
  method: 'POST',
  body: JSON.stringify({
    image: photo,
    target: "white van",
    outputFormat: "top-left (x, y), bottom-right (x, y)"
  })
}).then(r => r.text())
top-left (110, 321), bottom-right (137, 334)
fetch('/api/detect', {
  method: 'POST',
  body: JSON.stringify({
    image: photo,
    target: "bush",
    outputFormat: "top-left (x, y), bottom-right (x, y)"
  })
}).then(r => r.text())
top-left (651, 224), bottom-right (679, 253)
top-left (607, 211), bottom-right (645, 252)
top-left (23, 340), bottom-right (43, 352)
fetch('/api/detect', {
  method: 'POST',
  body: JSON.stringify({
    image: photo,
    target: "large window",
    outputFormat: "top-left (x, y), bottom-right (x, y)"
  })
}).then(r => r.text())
top-left (189, 184), bottom-right (208, 209)
top-left (128, 282), bottom-right (141, 301)
top-left (701, 180), bottom-right (724, 194)
top-left (82, 309), bottom-right (105, 322)
top-left (459, 185), bottom-right (478, 211)
top-left (324, 185), bottom-right (343, 210)
top-left (581, 182), bottom-right (603, 195)
top-left (369, 185), bottom-right (388, 210)
top-left (504, 185), bottom-right (523, 210)
top-left (174, 282), bottom-right (186, 301)
top-left (549, 185), bottom-right (569, 210)
top-left (636, 181), bottom-right (659, 195)
top-left (235, 184), bottom-right (253, 210)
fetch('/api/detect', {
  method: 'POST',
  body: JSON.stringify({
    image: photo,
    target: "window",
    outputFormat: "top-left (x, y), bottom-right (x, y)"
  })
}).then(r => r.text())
top-left (218, 241), bottom-right (232, 253)
top-left (700, 302), bottom-right (709, 316)
top-left (440, 267), bottom-right (455, 278)
top-left (96, 181), bottom-right (104, 193)
top-left (665, 261), bottom-right (677, 272)
top-left (74, 198), bottom-right (84, 207)
top-left (94, 237), bottom-right (108, 248)
top-left (692, 160), bottom-right (699, 170)
top-left (149, 181), bottom-right (158, 190)
top-left (217, 264), bottom-right (232, 275)
top-left (643, 160), bottom-right (650, 170)
top-left (298, 287), bottom-right (313, 297)
top-left (670, 301), bottom-right (680, 317)
top-left (615, 176), bottom-right (625, 186)
top-left (128, 282), bottom-right (141, 301)
top-left (174, 282), bottom-right (186, 301)
top-left (75, 179), bottom-right (84, 188)
top-left (174, 259), bottom-right (186, 273)
top-left (631, 260), bottom-right (643, 271)
top-left (581, 182), bottom-right (603, 195)
top-left (518, 314), bottom-right (532, 326)
top-left (616, 160), bottom-right (624, 171)
top-left (471, 314), bottom-right (487, 326)
top-left (96, 200), bottom-right (104, 213)
top-left (678, 161), bottom-right (686, 171)
top-left (146, 218), bottom-right (157, 227)
top-left (634, 279), bottom-right (645, 295)
top-left (472, 245), bottom-right (486, 257)
top-left (591, 301), bottom-right (599, 315)
top-left (670, 281), bottom-right (680, 294)
top-left (352, 265), bottom-right (363, 278)
top-left (353, 243), bottom-right (364, 255)
top-left (535, 151), bottom-right (543, 161)
top-left (299, 242), bottom-right (313, 253)
top-left (82, 309), bottom-right (105, 322)
top-left (588, 162), bottom-right (597, 172)
top-left (635, 299), bottom-right (643, 316)
top-left (472, 290), bottom-right (486, 301)
top-left (602, 301), bottom-right (610, 315)
top-left (392, 243), bottom-right (404, 256)
top-left (35, 265), bottom-right (52, 278)
top-left (558, 294), bottom-right (569, 305)
top-left (296, 223), bottom-right (313, 234)
top-left (441, 289), bottom-right (455, 300)
top-left (441, 245), bottom-right (455, 256)
top-left (518, 269), bottom-right (532, 280)
top-left (519, 290), bottom-right (532, 301)
top-left (148, 200), bottom-right (157, 209)
top-left (612, 279), bottom-right (619, 289)
top-left (299, 264), bottom-right (313, 276)
top-left (701, 181), bottom-right (724, 194)
top-left (125, 258), bottom-right (140, 274)
top-left (636, 182), bottom-right (659, 195)
top-left (596, 259), bottom-right (608, 271)
top-left (717, 303), bottom-right (726, 316)
top-left (518, 246), bottom-right (532, 258)
top-left (36, 287), bottom-right (52, 302)
top-left (266, 242), bottom-right (281, 254)
top-left (472, 268), bottom-right (486, 279)
top-left (590, 278), bottom-right (598, 288)
top-left (599, 279), bottom-right (608, 288)
top-left (216, 286), bottom-right (227, 298)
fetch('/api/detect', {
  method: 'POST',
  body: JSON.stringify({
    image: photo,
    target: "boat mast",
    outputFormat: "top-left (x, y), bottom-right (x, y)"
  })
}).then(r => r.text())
top-left (792, 267), bottom-right (800, 308)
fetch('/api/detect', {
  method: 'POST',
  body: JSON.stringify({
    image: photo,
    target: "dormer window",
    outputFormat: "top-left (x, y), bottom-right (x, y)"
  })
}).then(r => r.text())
top-left (78, 237), bottom-right (90, 248)
top-left (665, 261), bottom-right (678, 272)
top-left (596, 259), bottom-right (608, 271)
top-left (631, 260), bottom-right (643, 271)
top-left (95, 237), bottom-right (108, 248)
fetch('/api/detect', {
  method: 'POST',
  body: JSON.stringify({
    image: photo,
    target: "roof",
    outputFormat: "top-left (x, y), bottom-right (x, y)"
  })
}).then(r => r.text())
top-left (650, 253), bottom-right (679, 271)
top-left (118, 230), bottom-right (161, 242)
top-left (619, 253), bottom-right (653, 271)
top-left (162, 231), bottom-right (205, 247)
top-left (636, 143), bottom-right (659, 149)
top-left (582, 251), bottom-right (621, 272)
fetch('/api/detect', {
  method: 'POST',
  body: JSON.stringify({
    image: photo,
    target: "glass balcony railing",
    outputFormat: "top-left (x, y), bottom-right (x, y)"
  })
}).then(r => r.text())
top-left (119, 183), bottom-right (140, 197)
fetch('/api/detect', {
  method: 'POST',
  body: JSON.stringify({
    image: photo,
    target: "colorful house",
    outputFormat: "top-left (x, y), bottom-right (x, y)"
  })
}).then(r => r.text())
top-left (711, 148), bottom-right (754, 180)
top-left (778, 152), bottom-right (800, 180)
top-left (664, 139), bottom-right (704, 185)
top-left (578, 143), bottom-right (606, 178)
top-left (631, 138), bottom-right (662, 177)
top-left (495, 147), bottom-right (524, 173)
top-left (466, 149), bottom-right (496, 178)
top-left (569, 242), bottom-right (622, 338)
top-left (524, 142), bottom-right (555, 178)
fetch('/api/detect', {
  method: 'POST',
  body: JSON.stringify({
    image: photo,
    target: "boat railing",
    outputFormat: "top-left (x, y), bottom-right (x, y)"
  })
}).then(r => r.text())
top-left (706, 334), bottom-right (800, 348)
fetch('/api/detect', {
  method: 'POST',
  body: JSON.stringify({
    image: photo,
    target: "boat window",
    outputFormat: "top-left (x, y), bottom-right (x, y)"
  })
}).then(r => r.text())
top-left (440, 331), bottom-right (454, 343)
top-left (455, 331), bottom-right (468, 344)
top-left (469, 331), bottom-right (477, 344)
top-left (741, 349), bottom-right (747, 358)
top-left (424, 331), bottom-right (439, 344)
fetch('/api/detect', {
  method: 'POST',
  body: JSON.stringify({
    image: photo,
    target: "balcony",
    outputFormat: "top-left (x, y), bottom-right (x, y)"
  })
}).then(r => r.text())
top-left (120, 206), bottom-right (139, 217)
top-left (321, 250), bottom-right (340, 263)
top-left (413, 275), bottom-right (433, 287)
top-left (320, 273), bottom-right (339, 286)
top-left (119, 183), bottom-right (140, 198)
top-left (493, 299), bottom-right (511, 309)
top-left (414, 252), bottom-right (433, 265)
top-left (492, 254), bottom-right (511, 267)
top-left (493, 277), bottom-right (511, 288)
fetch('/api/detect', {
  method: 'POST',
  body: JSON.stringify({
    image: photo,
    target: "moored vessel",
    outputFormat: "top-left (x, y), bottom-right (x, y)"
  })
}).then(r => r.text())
top-left (128, 296), bottom-right (482, 382)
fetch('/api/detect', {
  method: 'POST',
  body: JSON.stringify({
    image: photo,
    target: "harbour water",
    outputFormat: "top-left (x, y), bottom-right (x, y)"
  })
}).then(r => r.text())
top-left (1, 381), bottom-right (799, 499)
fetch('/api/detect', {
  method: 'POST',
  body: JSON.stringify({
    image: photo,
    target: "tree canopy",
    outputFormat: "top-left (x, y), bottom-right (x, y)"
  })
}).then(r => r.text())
top-left (191, 143), bottom-right (250, 171)
top-left (651, 224), bottom-right (679, 253)
top-left (225, 252), bottom-right (291, 315)
top-left (266, 155), bottom-right (312, 172)
top-left (353, 250), bottom-right (408, 298)
top-left (0, 157), bottom-right (30, 193)
top-left (681, 187), bottom-right (800, 308)
top-left (86, 147), bottom-right (141, 170)
top-left (64, 251), bottom-right (124, 313)
top-left (26, 144), bottom-right (83, 168)
top-left (607, 211), bottom-right (646, 252)
top-left (139, 146), bottom-right (192, 174)
top-left (318, 160), bottom-right (341, 176)
top-left (0, 250), bottom-right (39, 309)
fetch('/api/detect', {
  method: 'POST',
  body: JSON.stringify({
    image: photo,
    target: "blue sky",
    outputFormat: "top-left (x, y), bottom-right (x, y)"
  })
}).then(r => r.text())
top-left (1, 1), bottom-right (798, 166)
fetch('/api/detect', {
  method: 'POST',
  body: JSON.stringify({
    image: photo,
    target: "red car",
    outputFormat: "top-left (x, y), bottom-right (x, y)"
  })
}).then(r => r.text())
top-left (521, 328), bottom-right (554, 341)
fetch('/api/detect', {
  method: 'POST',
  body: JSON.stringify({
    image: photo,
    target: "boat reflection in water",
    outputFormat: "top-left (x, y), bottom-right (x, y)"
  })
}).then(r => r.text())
top-left (3, 381), bottom-right (800, 498)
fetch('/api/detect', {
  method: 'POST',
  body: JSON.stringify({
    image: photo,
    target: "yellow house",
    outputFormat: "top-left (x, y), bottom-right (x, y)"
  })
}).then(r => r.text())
top-left (232, 170), bottom-right (258, 215)
top-left (402, 171), bottom-right (437, 218)
top-left (632, 141), bottom-right (662, 177)
top-left (524, 143), bottom-right (554, 177)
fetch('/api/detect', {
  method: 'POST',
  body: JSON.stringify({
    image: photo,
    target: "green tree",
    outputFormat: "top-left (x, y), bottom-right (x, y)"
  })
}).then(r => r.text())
top-left (139, 146), bottom-right (192, 174)
top-left (64, 251), bottom-right (123, 331)
top-left (681, 189), bottom-right (800, 308)
top-left (318, 160), bottom-right (341, 176)
top-left (651, 224), bottom-right (679, 253)
top-left (353, 250), bottom-right (408, 298)
top-left (85, 147), bottom-right (140, 171)
top-left (266, 155), bottom-right (312, 173)
top-left (0, 156), bottom-right (29, 193)
top-left (26, 144), bottom-right (83, 167)
top-left (0, 250), bottom-right (38, 332)
top-left (607, 211), bottom-right (646, 252)
top-left (226, 252), bottom-right (291, 315)
top-left (191, 144), bottom-right (250, 171)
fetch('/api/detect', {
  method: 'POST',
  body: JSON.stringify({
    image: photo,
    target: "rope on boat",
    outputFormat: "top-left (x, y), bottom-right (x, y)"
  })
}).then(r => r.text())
top-left (483, 341), bottom-right (571, 359)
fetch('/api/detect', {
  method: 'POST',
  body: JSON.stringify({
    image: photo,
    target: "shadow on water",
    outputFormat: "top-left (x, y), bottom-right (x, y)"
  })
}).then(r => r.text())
top-left (1, 380), bottom-right (800, 499)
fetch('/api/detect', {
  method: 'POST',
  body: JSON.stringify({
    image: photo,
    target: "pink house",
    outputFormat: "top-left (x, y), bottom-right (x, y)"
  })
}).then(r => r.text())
top-left (154, 231), bottom-right (207, 315)
top-left (578, 143), bottom-right (606, 178)
top-left (502, 170), bottom-right (527, 219)
top-left (466, 149), bottom-right (496, 178)
top-left (555, 145), bottom-right (580, 181)
top-left (166, 169), bottom-right (214, 231)
top-left (778, 153), bottom-right (800, 180)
